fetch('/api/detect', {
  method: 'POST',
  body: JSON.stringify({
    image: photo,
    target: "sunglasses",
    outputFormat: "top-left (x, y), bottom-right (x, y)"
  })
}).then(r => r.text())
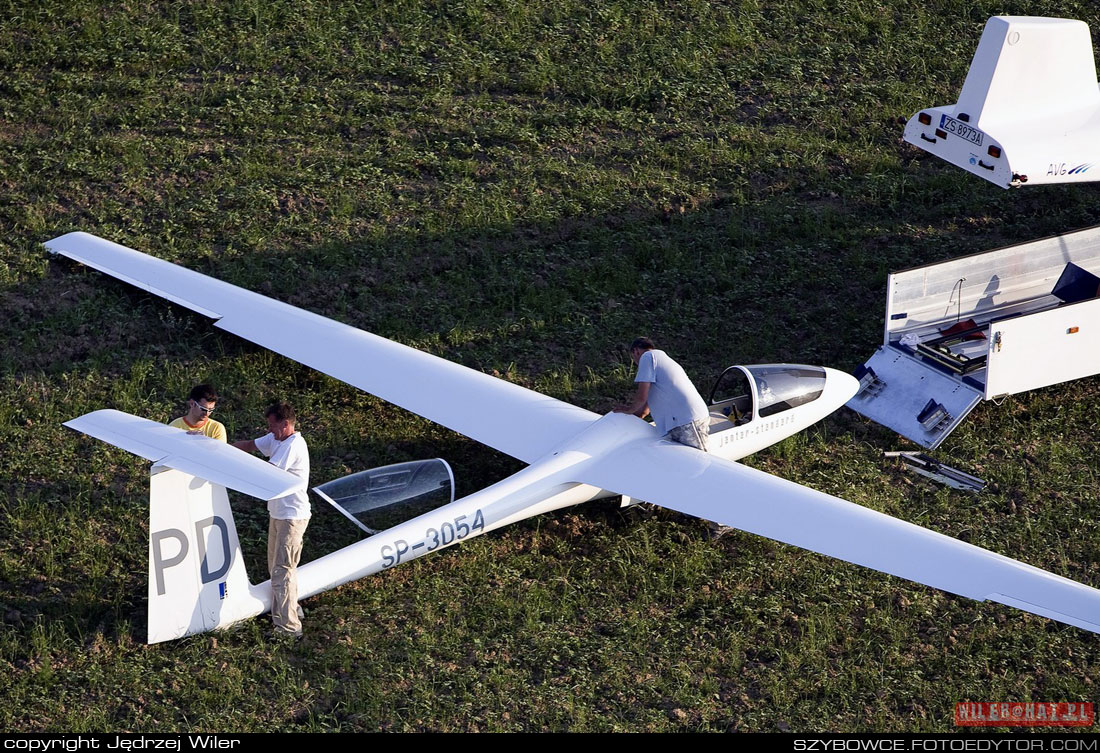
top-left (191, 400), bottom-right (216, 415)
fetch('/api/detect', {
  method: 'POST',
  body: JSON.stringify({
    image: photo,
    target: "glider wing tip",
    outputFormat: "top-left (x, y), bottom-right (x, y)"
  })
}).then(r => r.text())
top-left (989, 592), bottom-right (1100, 635)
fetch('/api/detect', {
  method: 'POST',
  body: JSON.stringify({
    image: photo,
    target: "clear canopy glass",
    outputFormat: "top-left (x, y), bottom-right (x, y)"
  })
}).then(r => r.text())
top-left (313, 458), bottom-right (455, 534)
top-left (745, 365), bottom-right (826, 417)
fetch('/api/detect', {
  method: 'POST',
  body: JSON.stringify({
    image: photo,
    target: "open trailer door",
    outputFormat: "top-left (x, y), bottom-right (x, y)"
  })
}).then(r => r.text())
top-left (848, 347), bottom-right (983, 450)
top-left (849, 225), bottom-right (1100, 448)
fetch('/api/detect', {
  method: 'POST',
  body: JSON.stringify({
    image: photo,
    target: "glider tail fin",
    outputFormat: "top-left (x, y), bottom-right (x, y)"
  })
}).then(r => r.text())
top-left (147, 465), bottom-right (260, 643)
top-left (63, 409), bottom-right (303, 643)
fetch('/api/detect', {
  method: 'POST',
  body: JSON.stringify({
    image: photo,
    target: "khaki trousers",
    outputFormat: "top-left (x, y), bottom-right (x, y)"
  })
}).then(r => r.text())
top-left (268, 517), bottom-right (308, 635)
top-left (667, 418), bottom-right (710, 451)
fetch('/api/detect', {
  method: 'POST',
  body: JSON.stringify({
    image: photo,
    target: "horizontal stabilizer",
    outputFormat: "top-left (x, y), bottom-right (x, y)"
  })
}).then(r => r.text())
top-left (65, 409), bottom-right (304, 501)
top-left (46, 232), bottom-right (599, 464)
top-left (577, 435), bottom-right (1100, 633)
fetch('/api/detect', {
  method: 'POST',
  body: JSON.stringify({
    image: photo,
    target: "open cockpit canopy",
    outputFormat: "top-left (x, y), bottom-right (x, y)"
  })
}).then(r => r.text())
top-left (313, 458), bottom-right (455, 535)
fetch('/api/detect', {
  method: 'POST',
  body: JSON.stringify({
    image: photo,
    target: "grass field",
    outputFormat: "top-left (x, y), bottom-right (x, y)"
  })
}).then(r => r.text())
top-left (3, 0), bottom-right (1100, 733)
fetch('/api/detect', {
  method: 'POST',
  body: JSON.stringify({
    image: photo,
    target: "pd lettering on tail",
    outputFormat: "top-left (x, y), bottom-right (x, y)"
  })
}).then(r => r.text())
top-left (151, 516), bottom-right (231, 595)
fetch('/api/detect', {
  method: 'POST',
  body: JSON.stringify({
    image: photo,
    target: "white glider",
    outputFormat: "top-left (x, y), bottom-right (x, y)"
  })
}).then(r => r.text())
top-left (48, 231), bottom-right (1100, 641)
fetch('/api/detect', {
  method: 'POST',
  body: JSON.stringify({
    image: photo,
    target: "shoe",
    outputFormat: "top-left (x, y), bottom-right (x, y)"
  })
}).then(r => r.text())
top-left (268, 629), bottom-right (303, 643)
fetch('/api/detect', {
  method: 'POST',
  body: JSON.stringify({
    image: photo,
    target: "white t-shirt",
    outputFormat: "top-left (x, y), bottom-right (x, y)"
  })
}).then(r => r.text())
top-left (255, 431), bottom-right (311, 520)
top-left (634, 349), bottom-right (710, 435)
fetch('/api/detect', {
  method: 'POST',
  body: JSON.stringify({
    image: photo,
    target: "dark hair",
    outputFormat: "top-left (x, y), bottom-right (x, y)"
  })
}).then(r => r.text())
top-left (189, 384), bottom-right (219, 403)
top-left (265, 402), bottom-right (297, 425)
top-left (630, 337), bottom-right (655, 351)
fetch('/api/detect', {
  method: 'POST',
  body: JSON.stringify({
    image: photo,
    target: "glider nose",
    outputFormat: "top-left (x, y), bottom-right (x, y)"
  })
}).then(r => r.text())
top-left (822, 367), bottom-right (860, 407)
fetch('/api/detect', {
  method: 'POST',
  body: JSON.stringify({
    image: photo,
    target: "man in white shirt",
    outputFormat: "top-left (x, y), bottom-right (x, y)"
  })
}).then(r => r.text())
top-left (232, 402), bottom-right (310, 638)
top-left (615, 337), bottom-right (711, 451)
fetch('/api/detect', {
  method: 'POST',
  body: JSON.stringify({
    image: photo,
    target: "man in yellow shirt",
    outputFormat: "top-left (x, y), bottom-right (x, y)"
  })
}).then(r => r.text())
top-left (169, 384), bottom-right (227, 442)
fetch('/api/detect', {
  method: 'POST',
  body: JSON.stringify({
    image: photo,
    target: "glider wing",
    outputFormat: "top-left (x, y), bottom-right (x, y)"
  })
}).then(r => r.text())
top-left (46, 232), bottom-right (600, 464)
top-left (577, 436), bottom-right (1100, 633)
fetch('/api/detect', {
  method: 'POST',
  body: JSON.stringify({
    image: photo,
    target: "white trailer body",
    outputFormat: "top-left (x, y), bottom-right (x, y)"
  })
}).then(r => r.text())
top-left (849, 224), bottom-right (1100, 448)
top-left (903, 16), bottom-right (1100, 189)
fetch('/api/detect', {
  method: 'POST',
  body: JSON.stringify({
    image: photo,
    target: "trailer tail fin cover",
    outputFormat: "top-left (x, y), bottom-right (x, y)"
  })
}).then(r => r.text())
top-left (904, 16), bottom-right (1100, 188)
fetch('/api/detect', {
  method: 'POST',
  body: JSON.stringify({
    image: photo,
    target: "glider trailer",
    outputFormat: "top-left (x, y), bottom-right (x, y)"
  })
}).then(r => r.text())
top-left (849, 223), bottom-right (1100, 448)
top-left (49, 232), bottom-right (1100, 643)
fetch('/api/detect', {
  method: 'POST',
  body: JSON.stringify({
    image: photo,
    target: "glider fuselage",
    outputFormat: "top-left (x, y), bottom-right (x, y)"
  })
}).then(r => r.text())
top-left (294, 368), bottom-right (857, 603)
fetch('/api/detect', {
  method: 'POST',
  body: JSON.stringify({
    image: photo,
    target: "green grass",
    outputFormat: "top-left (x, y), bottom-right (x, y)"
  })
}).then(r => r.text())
top-left (3, 0), bottom-right (1100, 733)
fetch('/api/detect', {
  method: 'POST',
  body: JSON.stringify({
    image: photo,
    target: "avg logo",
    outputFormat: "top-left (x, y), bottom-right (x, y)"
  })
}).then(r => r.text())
top-left (1047, 162), bottom-right (1095, 176)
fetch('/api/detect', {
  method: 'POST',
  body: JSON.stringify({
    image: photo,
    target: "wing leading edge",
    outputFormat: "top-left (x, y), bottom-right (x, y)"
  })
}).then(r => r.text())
top-left (46, 232), bottom-right (599, 464)
top-left (578, 436), bottom-right (1100, 633)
